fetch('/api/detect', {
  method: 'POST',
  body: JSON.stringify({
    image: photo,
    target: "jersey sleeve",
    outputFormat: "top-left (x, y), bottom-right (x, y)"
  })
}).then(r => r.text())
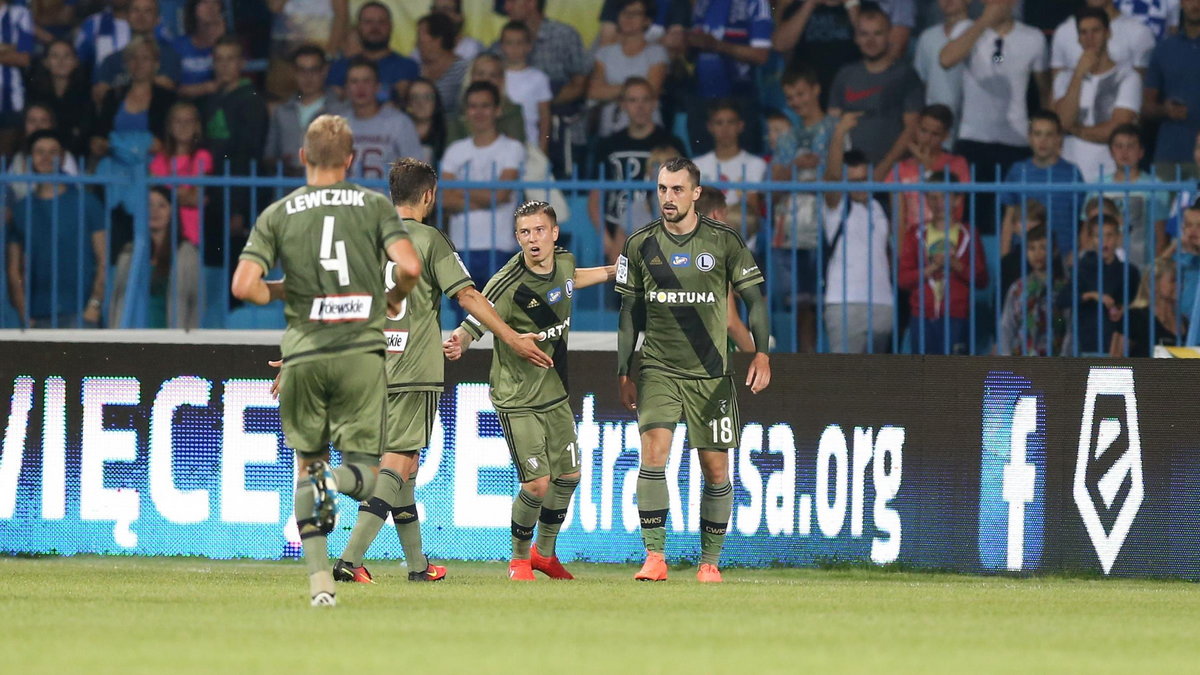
top-left (430, 233), bottom-right (474, 300)
top-left (727, 233), bottom-right (764, 292)
top-left (614, 235), bottom-right (643, 296)
top-left (461, 270), bottom-right (508, 340)
top-left (239, 209), bottom-right (278, 273)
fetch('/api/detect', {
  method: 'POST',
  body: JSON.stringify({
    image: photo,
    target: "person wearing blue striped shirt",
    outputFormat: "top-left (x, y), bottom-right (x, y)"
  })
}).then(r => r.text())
top-left (0, 0), bottom-right (34, 156)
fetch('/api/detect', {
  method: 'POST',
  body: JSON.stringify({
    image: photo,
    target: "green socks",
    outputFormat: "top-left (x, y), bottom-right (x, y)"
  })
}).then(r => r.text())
top-left (294, 479), bottom-right (329, 576)
top-left (535, 475), bottom-right (579, 558)
top-left (391, 470), bottom-right (428, 572)
top-left (339, 468), bottom-right (403, 567)
top-left (511, 489), bottom-right (543, 559)
top-left (637, 465), bottom-right (668, 553)
top-left (699, 481), bottom-right (733, 566)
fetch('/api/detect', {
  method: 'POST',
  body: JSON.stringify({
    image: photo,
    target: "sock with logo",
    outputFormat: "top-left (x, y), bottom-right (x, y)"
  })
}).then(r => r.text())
top-left (511, 489), bottom-right (543, 559)
top-left (332, 452), bottom-right (378, 501)
top-left (637, 465), bottom-right (668, 553)
top-left (391, 470), bottom-right (428, 572)
top-left (339, 468), bottom-right (402, 567)
top-left (294, 479), bottom-right (330, 576)
top-left (699, 480), bottom-right (733, 566)
top-left (535, 475), bottom-right (580, 558)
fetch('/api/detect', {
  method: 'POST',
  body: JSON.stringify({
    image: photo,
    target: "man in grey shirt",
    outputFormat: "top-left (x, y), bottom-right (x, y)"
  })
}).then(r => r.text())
top-left (265, 46), bottom-right (349, 176)
top-left (343, 58), bottom-right (422, 184)
top-left (827, 5), bottom-right (923, 179)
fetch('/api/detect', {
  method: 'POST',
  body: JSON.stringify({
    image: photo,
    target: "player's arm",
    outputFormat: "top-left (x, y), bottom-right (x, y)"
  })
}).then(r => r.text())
top-left (573, 264), bottom-right (616, 289)
top-left (231, 260), bottom-right (274, 305)
top-left (616, 293), bottom-right (645, 410)
top-left (736, 283), bottom-right (771, 394)
top-left (726, 289), bottom-right (755, 353)
top-left (454, 285), bottom-right (553, 368)
top-left (385, 238), bottom-right (421, 303)
top-left (442, 326), bottom-right (473, 361)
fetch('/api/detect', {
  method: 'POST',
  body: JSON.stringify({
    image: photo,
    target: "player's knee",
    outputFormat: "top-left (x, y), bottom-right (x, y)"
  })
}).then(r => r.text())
top-left (556, 471), bottom-right (581, 482)
top-left (522, 476), bottom-right (550, 498)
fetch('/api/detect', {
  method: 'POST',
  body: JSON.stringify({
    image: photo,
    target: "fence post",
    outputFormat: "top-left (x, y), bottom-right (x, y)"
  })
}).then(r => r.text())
top-left (120, 169), bottom-right (150, 328)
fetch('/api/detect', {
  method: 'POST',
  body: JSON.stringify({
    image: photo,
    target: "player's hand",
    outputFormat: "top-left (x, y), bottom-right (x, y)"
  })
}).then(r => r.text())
top-left (507, 332), bottom-right (553, 369)
top-left (618, 375), bottom-right (638, 411)
top-left (746, 353), bottom-right (771, 394)
top-left (268, 359), bottom-right (282, 399)
top-left (443, 333), bottom-right (465, 361)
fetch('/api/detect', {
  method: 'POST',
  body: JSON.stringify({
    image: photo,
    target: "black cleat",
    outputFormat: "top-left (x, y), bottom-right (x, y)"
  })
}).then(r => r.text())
top-left (332, 559), bottom-right (374, 584)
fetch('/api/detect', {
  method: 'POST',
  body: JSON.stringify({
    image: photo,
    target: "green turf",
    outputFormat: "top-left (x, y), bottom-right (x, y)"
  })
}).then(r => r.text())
top-left (2, 557), bottom-right (1197, 674)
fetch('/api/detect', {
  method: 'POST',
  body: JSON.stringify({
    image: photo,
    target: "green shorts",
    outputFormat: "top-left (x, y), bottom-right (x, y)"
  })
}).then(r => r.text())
top-left (497, 401), bottom-right (580, 483)
top-left (278, 351), bottom-right (386, 456)
top-left (386, 391), bottom-right (440, 452)
top-left (637, 369), bottom-right (740, 449)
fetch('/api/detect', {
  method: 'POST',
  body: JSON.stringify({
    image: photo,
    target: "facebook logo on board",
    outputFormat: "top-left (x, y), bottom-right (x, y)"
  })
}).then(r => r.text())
top-left (979, 372), bottom-right (1046, 572)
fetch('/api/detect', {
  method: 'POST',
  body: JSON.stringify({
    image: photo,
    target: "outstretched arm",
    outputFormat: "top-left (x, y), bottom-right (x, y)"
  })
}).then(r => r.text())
top-left (454, 286), bottom-right (553, 368)
top-left (574, 264), bottom-right (616, 289)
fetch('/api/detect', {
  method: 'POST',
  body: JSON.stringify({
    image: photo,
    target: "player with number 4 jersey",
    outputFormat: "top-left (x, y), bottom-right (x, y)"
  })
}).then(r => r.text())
top-left (615, 157), bottom-right (772, 584)
top-left (443, 201), bottom-right (615, 581)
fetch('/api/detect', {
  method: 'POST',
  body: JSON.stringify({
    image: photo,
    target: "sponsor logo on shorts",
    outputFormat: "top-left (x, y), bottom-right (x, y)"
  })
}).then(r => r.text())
top-left (670, 254), bottom-right (691, 267)
top-left (547, 287), bottom-right (563, 304)
top-left (697, 252), bottom-right (716, 271)
top-left (384, 330), bottom-right (409, 353)
top-left (646, 290), bottom-right (718, 304)
top-left (309, 294), bottom-right (372, 322)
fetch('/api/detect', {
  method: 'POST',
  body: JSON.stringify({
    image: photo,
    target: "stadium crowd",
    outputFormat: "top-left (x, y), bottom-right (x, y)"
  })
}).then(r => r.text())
top-left (1, 0), bottom-right (1199, 356)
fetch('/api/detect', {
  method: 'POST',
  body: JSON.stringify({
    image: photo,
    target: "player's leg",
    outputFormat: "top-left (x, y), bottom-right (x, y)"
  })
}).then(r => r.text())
top-left (326, 352), bottom-right (387, 503)
top-left (394, 392), bottom-right (446, 581)
top-left (499, 410), bottom-right (551, 581)
top-left (683, 376), bottom-right (739, 583)
top-left (634, 370), bottom-right (682, 581)
top-left (530, 403), bottom-right (580, 579)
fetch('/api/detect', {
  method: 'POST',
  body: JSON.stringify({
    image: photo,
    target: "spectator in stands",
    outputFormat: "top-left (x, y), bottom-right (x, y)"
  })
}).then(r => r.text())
top-left (828, 5), bottom-right (923, 179)
top-left (941, 0), bottom-right (1050, 232)
top-left (5, 130), bottom-right (106, 328)
top-left (342, 57), bottom-right (421, 183)
top-left (1053, 8), bottom-right (1142, 183)
top-left (1165, 131), bottom-right (1200, 238)
top-left (597, 0), bottom-right (690, 47)
top-left (421, 0), bottom-right (483, 64)
top-left (589, 0), bottom-right (668, 137)
top-left (265, 0), bottom-right (346, 101)
top-left (75, 0), bottom-right (134, 72)
top-left (887, 104), bottom-right (970, 235)
top-left (898, 174), bottom-right (988, 355)
top-left (92, 0), bottom-right (181, 107)
top-left (31, 0), bottom-right (76, 45)
top-left (874, 0), bottom-right (917, 60)
top-left (1001, 111), bottom-right (1084, 260)
top-left (328, 3), bottom-right (417, 106)
top-left (821, 112), bottom-right (894, 354)
top-left (693, 100), bottom-right (767, 239)
top-left (265, 45), bottom-right (347, 176)
top-left (1113, 257), bottom-right (1186, 355)
top-left (440, 81), bottom-right (525, 280)
top-left (1059, 214), bottom-right (1141, 353)
top-left (25, 40), bottom-right (94, 159)
top-left (150, 101), bottom-right (211, 247)
top-left (447, 53), bottom-right (526, 145)
top-left (92, 37), bottom-right (177, 159)
top-left (1143, 0), bottom-right (1200, 169)
top-left (1051, 0), bottom-right (1155, 77)
top-left (913, 0), bottom-right (970, 142)
top-left (499, 21), bottom-right (551, 152)
top-left (1100, 124), bottom-right (1171, 266)
top-left (109, 186), bottom-right (200, 328)
top-left (499, 0), bottom-right (589, 112)
top-left (405, 77), bottom-right (448, 165)
top-left (998, 224), bottom-right (1062, 356)
top-left (998, 198), bottom-right (1068, 302)
top-left (7, 103), bottom-right (82, 200)
top-left (418, 12), bottom-right (470, 115)
top-left (1170, 199), bottom-right (1200, 325)
top-left (171, 0), bottom-right (227, 100)
top-left (589, 77), bottom-right (686, 262)
top-left (773, 0), bottom-right (860, 110)
top-left (684, 0), bottom-right (772, 155)
top-left (0, 0), bottom-right (33, 157)
top-left (1115, 0), bottom-right (1180, 39)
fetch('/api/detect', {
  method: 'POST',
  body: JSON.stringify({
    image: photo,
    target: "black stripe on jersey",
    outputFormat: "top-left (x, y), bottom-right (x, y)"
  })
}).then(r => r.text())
top-left (639, 236), bottom-right (724, 378)
top-left (513, 283), bottom-right (570, 395)
top-left (483, 265), bottom-right (526, 303)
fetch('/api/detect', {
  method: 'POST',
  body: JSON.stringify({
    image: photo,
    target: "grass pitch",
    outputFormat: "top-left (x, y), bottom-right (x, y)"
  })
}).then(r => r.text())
top-left (2, 557), bottom-right (1197, 674)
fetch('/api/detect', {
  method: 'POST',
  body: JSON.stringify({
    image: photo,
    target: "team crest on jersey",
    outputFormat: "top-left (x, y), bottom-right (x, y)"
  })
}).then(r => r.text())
top-left (670, 254), bottom-right (690, 267)
top-left (565, 279), bottom-right (574, 297)
top-left (547, 287), bottom-right (563, 304)
top-left (718, 399), bottom-right (728, 415)
top-left (696, 252), bottom-right (716, 271)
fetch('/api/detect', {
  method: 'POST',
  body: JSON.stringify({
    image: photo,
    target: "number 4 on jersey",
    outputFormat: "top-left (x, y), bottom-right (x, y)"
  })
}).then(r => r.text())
top-left (320, 216), bottom-right (350, 286)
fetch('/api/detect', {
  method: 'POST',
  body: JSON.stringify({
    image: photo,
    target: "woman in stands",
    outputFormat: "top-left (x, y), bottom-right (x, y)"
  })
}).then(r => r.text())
top-left (91, 36), bottom-right (177, 159)
top-left (405, 78), bottom-right (448, 166)
top-left (25, 39), bottom-right (94, 160)
top-left (150, 101), bottom-right (213, 249)
top-left (109, 186), bottom-right (200, 329)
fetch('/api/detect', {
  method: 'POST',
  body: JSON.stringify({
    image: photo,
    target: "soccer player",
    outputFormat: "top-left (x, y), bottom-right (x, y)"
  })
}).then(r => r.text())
top-left (616, 156), bottom-right (771, 583)
top-left (332, 158), bottom-right (553, 584)
top-left (231, 114), bottom-right (422, 607)
top-left (442, 201), bottom-right (615, 581)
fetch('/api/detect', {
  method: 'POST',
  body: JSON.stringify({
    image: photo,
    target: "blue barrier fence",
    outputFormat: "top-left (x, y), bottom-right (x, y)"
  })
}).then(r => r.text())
top-left (1, 163), bottom-right (1197, 355)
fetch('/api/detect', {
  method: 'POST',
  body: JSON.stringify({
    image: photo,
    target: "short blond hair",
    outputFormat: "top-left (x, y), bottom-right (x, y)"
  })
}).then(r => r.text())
top-left (303, 115), bottom-right (353, 168)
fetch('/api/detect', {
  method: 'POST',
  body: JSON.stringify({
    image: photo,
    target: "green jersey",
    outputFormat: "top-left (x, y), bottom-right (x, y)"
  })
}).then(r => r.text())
top-left (239, 180), bottom-right (409, 364)
top-left (384, 218), bottom-right (474, 393)
top-left (615, 216), bottom-right (764, 379)
top-left (461, 248), bottom-right (576, 413)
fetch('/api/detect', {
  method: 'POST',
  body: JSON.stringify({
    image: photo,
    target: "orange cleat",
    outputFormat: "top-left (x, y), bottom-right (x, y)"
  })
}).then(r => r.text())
top-left (508, 558), bottom-right (535, 581)
top-left (530, 545), bottom-right (574, 580)
top-left (409, 561), bottom-right (447, 582)
top-left (634, 551), bottom-right (668, 581)
top-left (332, 559), bottom-right (374, 584)
top-left (696, 563), bottom-right (723, 583)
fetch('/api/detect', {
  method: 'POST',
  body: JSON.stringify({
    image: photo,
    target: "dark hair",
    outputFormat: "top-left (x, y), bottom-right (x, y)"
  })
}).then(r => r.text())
top-left (920, 104), bottom-right (954, 131)
top-left (213, 35), bottom-right (243, 56)
top-left (357, 1), bottom-right (392, 22)
top-left (617, 0), bottom-right (654, 14)
top-left (926, 172), bottom-right (961, 185)
top-left (26, 129), bottom-right (64, 157)
top-left (707, 98), bottom-right (741, 122)
top-left (696, 185), bottom-right (727, 217)
top-left (184, 0), bottom-right (224, 37)
top-left (1029, 109), bottom-right (1063, 133)
top-left (1084, 215), bottom-right (1121, 234)
top-left (1108, 123), bottom-right (1142, 148)
top-left (162, 101), bottom-right (203, 157)
top-left (346, 55), bottom-right (380, 81)
top-left (781, 65), bottom-right (819, 88)
top-left (389, 157), bottom-right (439, 206)
top-left (291, 44), bottom-right (327, 65)
top-left (1025, 224), bottom-right (1048, 243)
top-left (1075, 6), bottom-right (1110, 31)
top-left (147, 186), bottom-right (177, 281)
top-left (1189, 196), bottom-right (1200, 212)
top-left (843, 149), bottom-right (869, 169)
top-left (1018, 198), bottom-right (1048, 226)
top-left (660, 156), bottom-right (700, 188)
top-left (406, 78), bottom-right (447, 162)
top-left (765, 108), bottom-right (790, 123)
top-left (620, 75), bottom-right (653, 99)
top-left (514, 200), bottom-right (558, 227)
top-left (501, 20), bottom-right (532, 40)
top-left (464, 80), bottom-right (501, 107)
top-left (419, 13), bottom-right (457, 51)
top-left (856, 3), bottom-right (891, 28)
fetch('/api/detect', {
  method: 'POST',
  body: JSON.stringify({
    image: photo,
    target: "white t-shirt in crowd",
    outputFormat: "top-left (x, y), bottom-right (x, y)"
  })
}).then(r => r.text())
top-left (504, 66), bottom-right (552, 147)
top-left (1050, 14), bottom-right (1156, 72)
top-left (1114, 0), bottom-right (1180, 40)
top-left (822, 197), bottom-right (894, 307)
top-left (914, 19), bottom-right (971, 116)
top-left (958, 22), bottom-right (1047, 147)
top-left (693, 149), bottom-right (767, 207)
top-left (412, 36), bottom-right (483, 64)
top-left (1053, 65), bottom-right (1142, 182)
top-left (440, 134), bottom-right (525, 251)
